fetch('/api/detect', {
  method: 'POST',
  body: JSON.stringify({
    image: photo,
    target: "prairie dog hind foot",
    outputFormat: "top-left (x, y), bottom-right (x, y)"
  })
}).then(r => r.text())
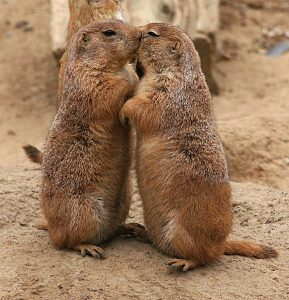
top-left (118, 223), bottom-right (151, 243)
top-left (165, 259), bottom-right (199, 272)
top-left (74, 244), bottom-right (106, 259)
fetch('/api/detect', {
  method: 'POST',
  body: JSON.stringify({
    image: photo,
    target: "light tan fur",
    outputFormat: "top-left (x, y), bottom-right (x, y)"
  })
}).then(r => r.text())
top-left (41, 20), bottom-right (140, 257)
top-left (120, 23), bottom-right (278, 271)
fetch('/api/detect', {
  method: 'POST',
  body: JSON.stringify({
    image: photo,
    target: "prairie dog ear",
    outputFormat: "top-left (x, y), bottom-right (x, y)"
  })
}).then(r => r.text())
top-left (81, 32), bottom-right (91, 46)
top-left (171, 41), bottom-right (181, 54)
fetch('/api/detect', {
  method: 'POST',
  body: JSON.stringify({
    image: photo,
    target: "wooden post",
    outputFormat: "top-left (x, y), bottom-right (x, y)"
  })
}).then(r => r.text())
top-left (50, 0), bottom-right (69, 61)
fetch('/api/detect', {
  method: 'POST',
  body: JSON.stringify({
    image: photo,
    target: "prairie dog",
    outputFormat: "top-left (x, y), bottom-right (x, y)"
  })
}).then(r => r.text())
top-left (120, 23), bottom-right (278, 271)
top-left (58, 0), bottom-right (129, 106)
top-left (41, 20), bottom-right (140, 257)
top-left (23, 0), bottom-right (137, 163)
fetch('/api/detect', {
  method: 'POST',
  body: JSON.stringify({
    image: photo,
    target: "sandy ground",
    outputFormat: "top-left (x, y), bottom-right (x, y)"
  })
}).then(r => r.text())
top-left (0, 0), bottom-right (288, 299)
top-left (1, 166), bottom-right (288, 300)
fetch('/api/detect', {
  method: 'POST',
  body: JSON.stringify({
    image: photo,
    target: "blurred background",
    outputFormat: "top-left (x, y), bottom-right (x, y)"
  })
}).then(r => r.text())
top-left (0, 0), bottom-right (289, 191)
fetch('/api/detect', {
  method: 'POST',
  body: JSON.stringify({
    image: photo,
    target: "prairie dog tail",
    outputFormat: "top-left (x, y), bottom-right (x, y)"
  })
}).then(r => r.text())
top-left (22, 144), bottom-right (43, 164)
top-left (224, 240), bottom-right (278, 259)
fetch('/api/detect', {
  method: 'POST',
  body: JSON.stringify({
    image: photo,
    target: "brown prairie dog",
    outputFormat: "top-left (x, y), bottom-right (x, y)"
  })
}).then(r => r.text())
top-left (23, 0), bottom-right (136, 162)
top-left (57, 0), bottom-right (138, 106)
top-left (120, 23), bottom-right (278, 271)
top-left (41, 20), bottom-right (140, 257)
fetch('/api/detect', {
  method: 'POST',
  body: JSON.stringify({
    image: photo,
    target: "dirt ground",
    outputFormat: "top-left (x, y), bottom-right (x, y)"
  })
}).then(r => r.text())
top-left (0, 0), bottom-right (288, 299)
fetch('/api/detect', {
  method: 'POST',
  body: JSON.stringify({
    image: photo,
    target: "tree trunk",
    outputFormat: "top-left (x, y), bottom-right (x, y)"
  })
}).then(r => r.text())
top-left (50, 0), bottom-right (69, 61)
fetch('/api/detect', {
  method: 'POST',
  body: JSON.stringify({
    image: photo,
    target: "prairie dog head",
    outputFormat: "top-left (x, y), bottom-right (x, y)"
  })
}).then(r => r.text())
top-left (69, 20), bottom-right (140, 71)
top-left (138, 23), bottom-right (199, 76)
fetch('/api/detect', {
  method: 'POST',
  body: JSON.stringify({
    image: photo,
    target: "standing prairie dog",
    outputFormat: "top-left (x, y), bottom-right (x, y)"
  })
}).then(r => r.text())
top-left (120, 23), bottom-right (278, 271)
top-left (41, 20), bottom-right (140, 257)
top-left (23, 0), bottom-right (136, 163)
top-left (58, 0), bottom-right (133, 106)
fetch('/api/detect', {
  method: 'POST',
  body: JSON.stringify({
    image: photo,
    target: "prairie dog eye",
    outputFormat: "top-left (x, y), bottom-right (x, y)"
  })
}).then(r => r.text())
top-left (103, 30), bottom-right (117, 37)
top-left (147, 31), bottom-right (159, 37)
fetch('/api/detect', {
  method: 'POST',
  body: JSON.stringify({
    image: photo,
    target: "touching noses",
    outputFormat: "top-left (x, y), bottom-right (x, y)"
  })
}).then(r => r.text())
top-left (137, 26), bottom-right (146, 40)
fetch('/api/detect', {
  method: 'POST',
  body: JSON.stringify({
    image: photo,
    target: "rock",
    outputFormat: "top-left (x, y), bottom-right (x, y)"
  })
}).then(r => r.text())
top-left (219, 114), bottom-right (289, 191)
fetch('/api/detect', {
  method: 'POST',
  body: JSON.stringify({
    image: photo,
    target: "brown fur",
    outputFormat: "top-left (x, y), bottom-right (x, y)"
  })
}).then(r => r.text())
top-left (120, 23), bottom-right (278, 271)
top-left (23, 0), bottom-right (137, 163)
top-left (58, 0), bottom-right (123, 106)
top-left (41, 20), bottom-right (140, 257)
